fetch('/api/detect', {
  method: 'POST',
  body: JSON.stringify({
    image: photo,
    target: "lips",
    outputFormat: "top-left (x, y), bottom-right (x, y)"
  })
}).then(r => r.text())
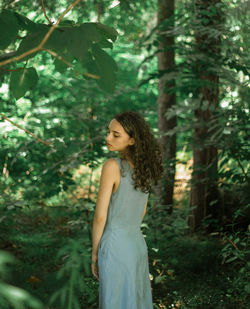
top-left (107, 143), bottom-right (112, 146)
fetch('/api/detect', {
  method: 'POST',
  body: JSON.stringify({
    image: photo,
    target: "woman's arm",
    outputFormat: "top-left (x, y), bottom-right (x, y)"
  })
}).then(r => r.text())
top-left (91, 158), bottom-right (119, 262)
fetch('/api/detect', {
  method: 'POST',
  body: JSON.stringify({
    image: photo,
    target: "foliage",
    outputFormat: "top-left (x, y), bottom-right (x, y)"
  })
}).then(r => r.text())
top-left (49, 238), bottom-right (92, 309)
top-left (220, 206), bottom-right (250, 305)
top-left (0, 0), bottom-right (158, 206)
top-left (1, 197), bottom-right (249, 308)
top-left (0, 203), bottom-right (99, 308)
top-left (144, 203), bottom-right (242, 308)
top-left (0, 0), bottom-right (249, 308)
top-left (0, 7), bottom-right (118, 96)
top-left (139, 0), bottom-right (249, 230)
top-left (0, 250), bottom-right (43, 309)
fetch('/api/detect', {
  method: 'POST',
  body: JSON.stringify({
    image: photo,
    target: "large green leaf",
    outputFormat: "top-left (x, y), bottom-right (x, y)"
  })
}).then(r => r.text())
top-left (45, 29), bottom-right (67, 52)
top-left (96, 23), bottom-right (118, 42)
top-left (79, 22), bottom-right (118, 44)
top-left (91, 44), bottom-right (118, 93)
top-left (0, 10), bottom-right (19, 49)
top-left (14, 12), bottom-right (47, 32)
top-left (63, 27), bottom-right (90, 62)
top-left (10, 67), bottom-right (38, 99)
top-left (53, 52), bottom-right (74, 73)
top-left (64, 23), bottom-right (117, 64)
top-left (79, 23), bottom-right (103, 43)
top-left (92, 44), bottom-right (118, 72)
top-left (16, 31), bottom-right (47, 61)
top-left (17, 27), bottom-right (66, 61)
top-left (97, 39), bottom-right (113, 49)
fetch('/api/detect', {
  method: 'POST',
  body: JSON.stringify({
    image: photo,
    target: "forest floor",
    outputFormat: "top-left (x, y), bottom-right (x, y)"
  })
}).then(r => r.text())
top-left (0, 205), bottom-right (248, 309)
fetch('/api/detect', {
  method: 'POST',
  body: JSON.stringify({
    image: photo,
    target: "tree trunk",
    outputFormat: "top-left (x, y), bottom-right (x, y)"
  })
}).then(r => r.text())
top-left (189, 0), bottom-right (222, 231)
top-left (157, 0), bottom-right (176, 214)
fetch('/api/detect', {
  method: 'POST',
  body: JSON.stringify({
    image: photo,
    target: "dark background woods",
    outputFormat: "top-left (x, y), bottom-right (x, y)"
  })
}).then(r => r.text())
top-left (0, 0), bottom-right (249, 308)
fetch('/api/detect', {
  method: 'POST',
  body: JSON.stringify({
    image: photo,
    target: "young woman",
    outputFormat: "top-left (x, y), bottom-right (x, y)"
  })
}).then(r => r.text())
top-left (91, 111), bottom-right (163, 309)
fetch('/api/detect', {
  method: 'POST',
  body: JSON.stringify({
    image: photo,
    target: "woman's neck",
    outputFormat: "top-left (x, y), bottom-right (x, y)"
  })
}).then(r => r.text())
top-left (119, 151), bottom-right (134, 169)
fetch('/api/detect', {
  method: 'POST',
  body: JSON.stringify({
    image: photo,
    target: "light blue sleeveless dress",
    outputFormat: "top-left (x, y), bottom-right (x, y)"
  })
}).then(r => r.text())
top-left (97, 157), bottom-right (153, 309)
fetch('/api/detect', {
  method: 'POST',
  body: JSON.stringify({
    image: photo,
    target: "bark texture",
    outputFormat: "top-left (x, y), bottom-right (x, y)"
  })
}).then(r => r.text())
top-left (157, 0), bottom-right (176, 213)
top-left (189, 0), bottom-right (222, 231)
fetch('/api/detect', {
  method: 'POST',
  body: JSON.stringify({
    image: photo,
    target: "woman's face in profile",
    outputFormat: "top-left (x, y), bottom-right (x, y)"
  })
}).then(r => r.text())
top-left (106, 119), bottom-right (135, 152)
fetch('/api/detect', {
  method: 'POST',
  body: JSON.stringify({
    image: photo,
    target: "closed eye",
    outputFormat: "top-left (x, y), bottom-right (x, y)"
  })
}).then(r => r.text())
top-left (107, 128), bottom-right (120, 138)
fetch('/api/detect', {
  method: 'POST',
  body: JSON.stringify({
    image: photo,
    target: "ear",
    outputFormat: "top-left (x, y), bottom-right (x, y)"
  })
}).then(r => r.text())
top-left (129, 137), bottom-right (135, 145)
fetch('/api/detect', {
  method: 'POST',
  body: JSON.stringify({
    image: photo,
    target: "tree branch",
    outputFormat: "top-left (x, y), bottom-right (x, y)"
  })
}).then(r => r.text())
top-left (0, 113), bottom-right (51, 146)
top-left (43, 48), bottom-right (73, 67)
top-left (0, 66), bottom-right (26, 72)
top-left (42, 48), bottom-right (100, 79)
top-left (41, 0), bottom-right (53, 26)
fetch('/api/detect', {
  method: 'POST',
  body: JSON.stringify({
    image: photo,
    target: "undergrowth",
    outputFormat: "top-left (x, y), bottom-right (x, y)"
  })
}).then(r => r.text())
top-left (0, 201), bottom-right (249, 308)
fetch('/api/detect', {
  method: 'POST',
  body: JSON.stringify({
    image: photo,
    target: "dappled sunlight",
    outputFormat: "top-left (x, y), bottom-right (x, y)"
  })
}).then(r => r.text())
top-left (174, 159), bottom-right (192, 207)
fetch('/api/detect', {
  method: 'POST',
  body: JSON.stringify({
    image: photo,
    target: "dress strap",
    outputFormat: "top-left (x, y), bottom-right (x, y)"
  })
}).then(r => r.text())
top-left (114, 157), bottom-right (121, 169)
top-left (114, 157), bottom-right (130, 177)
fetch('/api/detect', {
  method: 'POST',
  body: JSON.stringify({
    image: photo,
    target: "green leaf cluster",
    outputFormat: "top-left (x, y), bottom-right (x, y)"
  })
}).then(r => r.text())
top-left (0, 9), bottom-right (119, 98)
top-left (48, 238), bottom-right (91, 309)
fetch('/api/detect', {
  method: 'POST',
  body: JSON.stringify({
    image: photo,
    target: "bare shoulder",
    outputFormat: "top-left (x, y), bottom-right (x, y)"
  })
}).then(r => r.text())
top-left (102, 158), bottom-right (119, 173)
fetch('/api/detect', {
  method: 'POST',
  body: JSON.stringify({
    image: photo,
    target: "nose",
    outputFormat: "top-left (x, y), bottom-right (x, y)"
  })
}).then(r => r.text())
top-left (106, 132), bottom-right (111, 142)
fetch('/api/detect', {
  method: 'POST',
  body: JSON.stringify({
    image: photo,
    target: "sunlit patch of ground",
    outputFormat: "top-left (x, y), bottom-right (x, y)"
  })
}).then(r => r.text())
top-left (174, 159), bottom-right (192, 207)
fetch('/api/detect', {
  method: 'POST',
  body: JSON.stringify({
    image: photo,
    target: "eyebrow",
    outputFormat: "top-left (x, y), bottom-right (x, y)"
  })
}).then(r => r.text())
top-left (107, 126), bottom-right (121, 134)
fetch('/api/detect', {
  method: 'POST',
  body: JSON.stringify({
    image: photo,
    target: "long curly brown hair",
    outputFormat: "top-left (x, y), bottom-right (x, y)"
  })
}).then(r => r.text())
top-left (114, 111), bottom-right (163, 194)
